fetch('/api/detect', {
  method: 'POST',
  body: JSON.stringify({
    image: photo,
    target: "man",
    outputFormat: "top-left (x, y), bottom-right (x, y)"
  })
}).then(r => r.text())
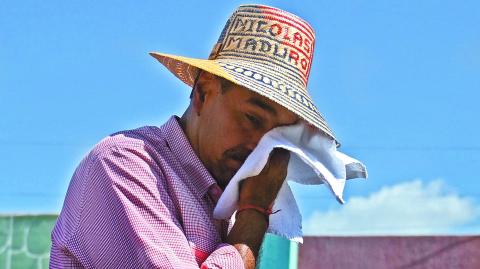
top-left (51, 4), bottom-right (339, 268)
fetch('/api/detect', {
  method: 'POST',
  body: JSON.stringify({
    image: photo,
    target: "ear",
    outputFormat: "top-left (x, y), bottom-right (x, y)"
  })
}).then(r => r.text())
top-left (192, 72), bottom-right (221, 115)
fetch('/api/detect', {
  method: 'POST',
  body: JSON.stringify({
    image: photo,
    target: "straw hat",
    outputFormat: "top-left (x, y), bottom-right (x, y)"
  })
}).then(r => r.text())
top-left (150, 4), bottom-right (339, 145)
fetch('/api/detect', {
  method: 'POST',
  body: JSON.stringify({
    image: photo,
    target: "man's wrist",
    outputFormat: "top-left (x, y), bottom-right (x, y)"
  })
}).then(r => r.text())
top-left (236, 207), bottom-right (270, 225)
top-left (236, 204), bottom-right (275, 223)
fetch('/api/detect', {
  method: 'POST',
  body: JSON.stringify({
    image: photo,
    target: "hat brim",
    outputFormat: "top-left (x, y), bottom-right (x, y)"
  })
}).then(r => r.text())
top-left (149, 52), bottom-right (339, 146)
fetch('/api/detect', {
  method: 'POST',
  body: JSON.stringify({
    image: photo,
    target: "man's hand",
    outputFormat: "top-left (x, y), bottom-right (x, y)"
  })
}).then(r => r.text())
top-left (226, 148), bottom-right (290, 269)
top-left (238, 148), bottom-right (290, 208)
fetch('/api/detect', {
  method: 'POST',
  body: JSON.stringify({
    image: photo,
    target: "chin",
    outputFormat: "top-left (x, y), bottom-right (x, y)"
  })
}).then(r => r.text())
top-left (214, 168), bottom-right (236, 190)
top-left (213, 157), bottom-right (246, 188)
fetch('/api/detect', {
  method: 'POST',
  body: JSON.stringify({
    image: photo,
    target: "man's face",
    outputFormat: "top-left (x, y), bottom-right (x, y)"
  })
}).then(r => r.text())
top-left (193, 73), bottom-right (299, 189)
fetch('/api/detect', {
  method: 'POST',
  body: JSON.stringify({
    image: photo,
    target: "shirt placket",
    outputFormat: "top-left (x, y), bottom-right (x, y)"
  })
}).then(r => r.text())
top-left (207, 184), bottom-right (230, 241)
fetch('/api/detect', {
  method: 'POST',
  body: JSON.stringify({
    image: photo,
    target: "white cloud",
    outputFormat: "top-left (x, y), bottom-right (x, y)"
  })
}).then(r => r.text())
top-left (303, 179), bottom-right (480, 235)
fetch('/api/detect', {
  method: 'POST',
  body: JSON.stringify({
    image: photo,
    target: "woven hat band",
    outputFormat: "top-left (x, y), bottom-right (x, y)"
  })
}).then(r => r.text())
top-left (209, 5), bottom-right (315, 90)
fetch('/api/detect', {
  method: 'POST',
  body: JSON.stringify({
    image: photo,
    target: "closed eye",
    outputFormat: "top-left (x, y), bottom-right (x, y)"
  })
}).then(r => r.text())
top-left (245, 113), bottom-right (262, 129)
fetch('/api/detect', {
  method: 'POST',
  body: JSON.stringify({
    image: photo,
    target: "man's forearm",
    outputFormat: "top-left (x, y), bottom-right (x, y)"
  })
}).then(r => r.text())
top-left (226, 210), bottom-right (269, 269)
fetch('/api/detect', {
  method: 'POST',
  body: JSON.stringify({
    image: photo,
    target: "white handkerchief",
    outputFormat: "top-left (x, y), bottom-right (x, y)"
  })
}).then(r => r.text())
top-left (213, 122), bottom-right (367, 243)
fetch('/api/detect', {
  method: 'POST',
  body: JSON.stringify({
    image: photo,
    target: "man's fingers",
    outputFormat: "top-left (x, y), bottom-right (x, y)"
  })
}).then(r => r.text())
top-left (260, 148), bottom-right (290, 178)
top-left (239, 148), bottom-right (291, 208)
top-left (269, 148), bottom-right (290, 166)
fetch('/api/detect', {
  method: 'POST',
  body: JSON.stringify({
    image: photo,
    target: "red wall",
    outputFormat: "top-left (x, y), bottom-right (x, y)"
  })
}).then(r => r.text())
top-left (298, 236), bottom-right (480, 269)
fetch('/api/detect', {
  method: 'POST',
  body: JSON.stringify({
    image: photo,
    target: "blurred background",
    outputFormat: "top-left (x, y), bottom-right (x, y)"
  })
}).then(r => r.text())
top-left (1, 0), bottom-right (479, 268)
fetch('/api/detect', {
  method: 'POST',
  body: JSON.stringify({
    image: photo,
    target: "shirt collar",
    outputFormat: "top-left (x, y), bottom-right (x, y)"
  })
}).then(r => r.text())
top-left (160, 116), bottom-right (217, 197)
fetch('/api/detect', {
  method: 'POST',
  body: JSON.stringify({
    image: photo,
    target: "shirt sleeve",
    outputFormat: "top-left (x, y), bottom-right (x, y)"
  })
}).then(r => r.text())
top-left (55, 142), bottom-right (243, 268)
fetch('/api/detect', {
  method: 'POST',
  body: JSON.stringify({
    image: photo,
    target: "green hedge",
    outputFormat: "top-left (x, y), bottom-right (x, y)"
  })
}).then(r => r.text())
top-left (0, 215), bottom-right (56, 269)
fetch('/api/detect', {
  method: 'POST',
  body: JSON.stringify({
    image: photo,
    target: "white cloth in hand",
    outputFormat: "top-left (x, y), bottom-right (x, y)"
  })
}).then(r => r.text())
top-left (213, 122), bottom-right (367, 243)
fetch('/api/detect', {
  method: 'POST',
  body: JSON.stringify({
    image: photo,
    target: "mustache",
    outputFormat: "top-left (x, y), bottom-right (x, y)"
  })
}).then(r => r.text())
top-left (223, 146), bottom-right (252, 164)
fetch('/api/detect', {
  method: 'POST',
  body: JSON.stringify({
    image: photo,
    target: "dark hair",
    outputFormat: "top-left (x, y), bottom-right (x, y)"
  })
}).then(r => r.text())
top-left (189, 72), bottom-right (233, 98)
top-left (218, 76), bottom-right (234, 93)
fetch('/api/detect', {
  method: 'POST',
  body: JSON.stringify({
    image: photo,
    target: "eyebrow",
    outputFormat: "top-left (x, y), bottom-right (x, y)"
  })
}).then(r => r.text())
top-left (247, 97), bottom-right (277, 116)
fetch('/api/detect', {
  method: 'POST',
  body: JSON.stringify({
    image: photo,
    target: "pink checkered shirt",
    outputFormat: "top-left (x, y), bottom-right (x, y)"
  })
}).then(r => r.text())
top-left (50, 116), bottom-right (243, 268)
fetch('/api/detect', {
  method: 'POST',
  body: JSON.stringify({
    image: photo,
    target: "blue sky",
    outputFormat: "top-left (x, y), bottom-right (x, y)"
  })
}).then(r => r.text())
top-left (1, 0), bottom-right (479, 235)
